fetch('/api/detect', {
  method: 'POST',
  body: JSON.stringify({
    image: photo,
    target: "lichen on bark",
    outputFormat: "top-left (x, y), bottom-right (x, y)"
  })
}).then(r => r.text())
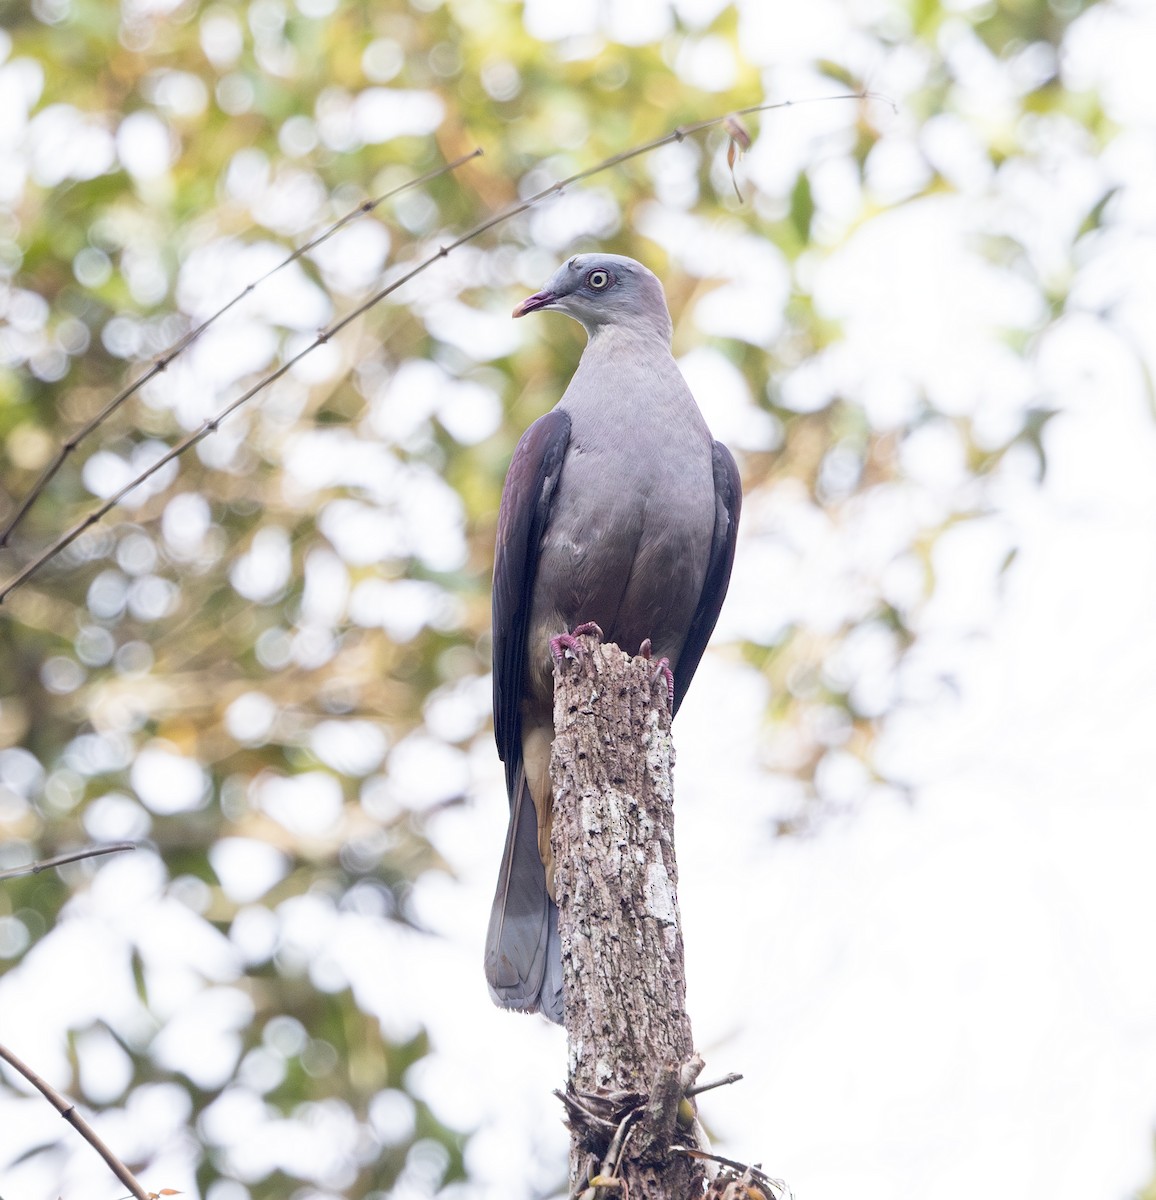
top-left (550, 636), bottom-right (705, 1200)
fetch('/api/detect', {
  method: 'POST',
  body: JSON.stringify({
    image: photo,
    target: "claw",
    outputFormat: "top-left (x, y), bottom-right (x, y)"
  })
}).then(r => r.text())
top-left (550, 622), bottom-right (605, 667)
top-left (550, 633), bottom-right (583, 666)
top-left (651, 657), bottom-right (675, 710)
top-left (638, 638), bottom-right (652, 660)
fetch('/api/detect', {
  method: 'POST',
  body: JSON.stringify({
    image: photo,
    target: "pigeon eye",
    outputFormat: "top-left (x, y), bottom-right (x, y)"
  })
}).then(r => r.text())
top-left (586, 269), bottom-right (612, 290)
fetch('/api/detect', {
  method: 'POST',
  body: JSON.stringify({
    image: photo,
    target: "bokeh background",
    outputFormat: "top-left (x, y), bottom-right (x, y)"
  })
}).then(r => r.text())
top-left (1, 0), bottom-right (1154, 1198)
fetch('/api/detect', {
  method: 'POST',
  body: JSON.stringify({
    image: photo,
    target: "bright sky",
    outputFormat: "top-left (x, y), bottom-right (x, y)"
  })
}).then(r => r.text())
top-left (2, 1), bottom-right (1156, 1199)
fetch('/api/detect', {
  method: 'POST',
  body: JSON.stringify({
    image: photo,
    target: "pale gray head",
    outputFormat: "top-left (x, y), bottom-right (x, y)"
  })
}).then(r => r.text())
top-left (512, 253), bottom-right (673, 342)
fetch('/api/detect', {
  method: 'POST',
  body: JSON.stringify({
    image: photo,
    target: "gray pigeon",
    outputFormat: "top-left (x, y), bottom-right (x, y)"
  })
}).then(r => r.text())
top-left (485, 253), bottom-right (741, 1022)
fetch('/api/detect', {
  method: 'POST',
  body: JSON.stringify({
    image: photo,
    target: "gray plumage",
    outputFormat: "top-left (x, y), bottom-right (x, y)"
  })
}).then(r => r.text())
top-left (486, 253), bottom-right (741, 1022)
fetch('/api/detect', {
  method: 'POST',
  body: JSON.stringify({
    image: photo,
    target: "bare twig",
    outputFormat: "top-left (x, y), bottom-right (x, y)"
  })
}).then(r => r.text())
top-left (685, 1071), bottom-right (744, 1097)
top-left (0, 841), bottom-right (136, 882)
top-left (672, 1146), bottom-right (792, 1200)
top-left (0, 1042), bottom-right (151, 1200)
top-left (554, 1088), bottom-right (621, 1130)
top-left (0, 149), bottom-right (483, 550)
top-left (576, 1108), bottom-right (640, 1200)
top-left (0, 93), bottom-right (886, 604)
top-left (559, 1060), bottom-right (747, 1198)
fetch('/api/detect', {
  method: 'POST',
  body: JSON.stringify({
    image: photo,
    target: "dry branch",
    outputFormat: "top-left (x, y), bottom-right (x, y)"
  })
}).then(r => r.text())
top-left (0, 93), bottom-right (885, 604)
top-left (0, 149), bottom-right (483, 550)
top-left (0, 841), bottom-right (136, 882)
top-left (0, 1042), bottom-right (151, 1200)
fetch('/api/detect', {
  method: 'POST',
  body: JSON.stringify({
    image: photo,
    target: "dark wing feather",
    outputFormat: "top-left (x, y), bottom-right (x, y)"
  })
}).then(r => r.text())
top-left (672, 440), bottom-right (742, 715)
top-left (492, 409), bottom-right (572, 795)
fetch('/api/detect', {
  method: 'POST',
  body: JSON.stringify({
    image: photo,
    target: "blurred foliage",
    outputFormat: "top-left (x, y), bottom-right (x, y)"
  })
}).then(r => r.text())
top-left (0, 0), bottom-right (1132, 1196)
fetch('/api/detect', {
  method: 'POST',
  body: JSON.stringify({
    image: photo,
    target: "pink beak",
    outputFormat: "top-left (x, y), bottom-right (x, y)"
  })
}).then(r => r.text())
top-left (512, 290), bottom-right (557, 318)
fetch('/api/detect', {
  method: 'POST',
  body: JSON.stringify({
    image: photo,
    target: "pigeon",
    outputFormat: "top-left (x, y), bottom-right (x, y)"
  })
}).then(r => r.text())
top-left (485, 253), bottom-right (741, 1022)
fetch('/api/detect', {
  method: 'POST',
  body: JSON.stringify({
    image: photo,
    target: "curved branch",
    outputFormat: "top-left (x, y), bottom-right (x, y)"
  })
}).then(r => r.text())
top-left (0, 1042), bottom-right (151, 1200)
top-left (0, 149), bottom-right (483, 549)
top-left (0, 93), bottom-right (886, 604)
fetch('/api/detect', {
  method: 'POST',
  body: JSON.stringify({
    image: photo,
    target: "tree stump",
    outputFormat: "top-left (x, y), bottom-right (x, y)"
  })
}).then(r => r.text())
top-left (550, 636), bottom-right (705, 1200)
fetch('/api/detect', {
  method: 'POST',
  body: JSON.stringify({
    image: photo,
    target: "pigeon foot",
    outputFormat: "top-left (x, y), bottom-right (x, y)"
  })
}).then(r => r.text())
top-left (636, 639), bottom-right (673, 707)
top-left (549, 622), bottom-right (605, 667)
top-left (651, 657), bottom-right (675, 710)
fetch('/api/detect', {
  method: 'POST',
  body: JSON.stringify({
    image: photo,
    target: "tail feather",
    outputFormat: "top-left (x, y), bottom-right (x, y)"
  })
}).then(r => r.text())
top-left (484, 771), bottom-right (563, 1023)
top-left (541, 898), bottom-right (563, 1023)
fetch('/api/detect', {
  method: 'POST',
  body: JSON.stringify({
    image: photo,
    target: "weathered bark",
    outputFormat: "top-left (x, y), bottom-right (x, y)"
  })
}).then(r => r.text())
top-left (550, 637), bottom-right (705, 1200)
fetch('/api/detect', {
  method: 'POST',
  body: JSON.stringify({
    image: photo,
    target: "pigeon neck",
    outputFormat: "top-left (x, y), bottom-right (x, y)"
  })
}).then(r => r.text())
top-left (585, 317), bottom-right (673, 353)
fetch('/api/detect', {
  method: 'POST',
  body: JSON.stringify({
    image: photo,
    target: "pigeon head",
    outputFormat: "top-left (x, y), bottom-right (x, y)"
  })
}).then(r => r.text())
top-left (513, 254), bottom-right (673, 341)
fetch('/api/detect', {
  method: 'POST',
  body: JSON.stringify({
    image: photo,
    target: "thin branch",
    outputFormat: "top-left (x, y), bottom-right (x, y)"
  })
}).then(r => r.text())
top-left (685, 1071), bottom-right (744, 1097)
top-left (0, 841), bottom-right (136, 882)
top-left (672, 1146), bottom-right (793, 1200)
top-left (0, 93), bottom-right (885, 604)
top-left (575, 1109), bottom-right (640, 1200)
top-left (0, 149), bottom-right (483, 549)
top-left (554, 1088), bottom-right (621, 1130)
top-left (0, 1042), bottom-right (151, 1200)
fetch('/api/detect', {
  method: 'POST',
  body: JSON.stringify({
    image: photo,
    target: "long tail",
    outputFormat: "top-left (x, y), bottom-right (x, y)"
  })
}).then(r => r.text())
top-left (484, 769), bottom-right (563, 1023)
